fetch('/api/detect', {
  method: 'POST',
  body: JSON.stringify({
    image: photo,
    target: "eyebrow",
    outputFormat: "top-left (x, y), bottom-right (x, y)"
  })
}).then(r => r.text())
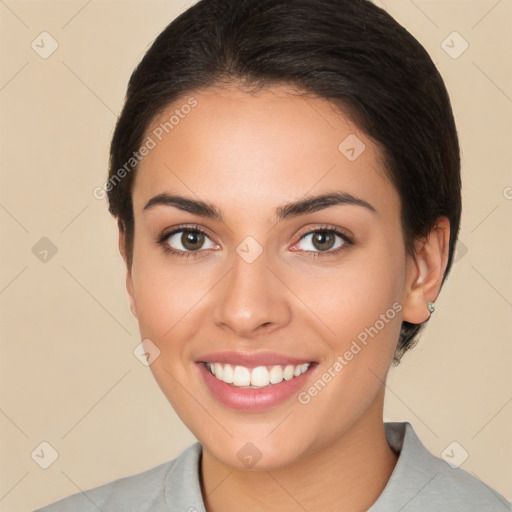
top-left (275, 191), bottom-right (377, 219)
top-left (143, 193), bottom-right (223, 219)
top-left (142, 191), bottom-right (377, 220)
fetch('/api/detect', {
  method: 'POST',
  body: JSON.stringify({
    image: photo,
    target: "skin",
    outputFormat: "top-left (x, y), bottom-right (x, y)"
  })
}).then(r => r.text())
top-left (119, 85), bottom-right (450, 511)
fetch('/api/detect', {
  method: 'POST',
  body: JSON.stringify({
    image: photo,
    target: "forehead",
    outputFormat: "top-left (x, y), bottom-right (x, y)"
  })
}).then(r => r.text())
top-left (132, 85), bottom-right (398, 219)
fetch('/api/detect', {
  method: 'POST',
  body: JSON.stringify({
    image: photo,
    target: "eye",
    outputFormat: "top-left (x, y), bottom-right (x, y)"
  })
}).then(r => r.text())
top-left (163, 228), bottom-right (218, 253)
top-left (291, 228), bottom-right (352, 254)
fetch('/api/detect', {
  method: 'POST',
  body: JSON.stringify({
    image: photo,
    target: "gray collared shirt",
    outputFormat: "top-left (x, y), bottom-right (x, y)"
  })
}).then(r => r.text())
top-left (36, 422), bottom-right (510, 511)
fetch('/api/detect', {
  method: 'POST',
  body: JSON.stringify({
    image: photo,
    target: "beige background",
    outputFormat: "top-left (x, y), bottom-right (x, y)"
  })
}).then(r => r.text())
top-left (0, 0), bottom-right (511, 510)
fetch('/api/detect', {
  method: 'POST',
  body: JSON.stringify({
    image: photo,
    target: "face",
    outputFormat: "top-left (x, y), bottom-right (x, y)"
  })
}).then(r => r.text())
top-left (125, 85), bottom-right (417, 470)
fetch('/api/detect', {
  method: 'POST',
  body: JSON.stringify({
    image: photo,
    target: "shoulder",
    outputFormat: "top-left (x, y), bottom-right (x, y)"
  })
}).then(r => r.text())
top-left (34, 443), bottom-right (203, 512)
top-left (371, 422), bottom-right (511, 512)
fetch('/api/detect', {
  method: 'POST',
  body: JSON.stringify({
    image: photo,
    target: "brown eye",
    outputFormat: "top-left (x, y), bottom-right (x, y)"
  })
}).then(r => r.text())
top-left (294, 229), bottom-right (347, 253)
top-left (165, 229), bottom-right (217, 252)
top-left (181, 231), bottom-right (205, 251)
top-left (311, 231), bottom-right (336, 251)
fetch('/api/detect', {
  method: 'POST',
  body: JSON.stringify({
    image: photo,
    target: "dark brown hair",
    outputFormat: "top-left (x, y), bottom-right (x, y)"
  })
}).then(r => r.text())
top-left (107, 0), bottom-right (461, 363)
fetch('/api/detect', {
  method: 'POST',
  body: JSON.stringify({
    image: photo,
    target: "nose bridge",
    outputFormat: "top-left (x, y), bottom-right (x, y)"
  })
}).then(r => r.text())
top-left (212, 242), bottom-right (291, 336)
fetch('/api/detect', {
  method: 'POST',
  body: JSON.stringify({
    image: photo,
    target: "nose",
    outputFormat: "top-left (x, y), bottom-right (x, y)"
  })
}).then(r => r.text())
top-left (211, 247), bottom-right (292, 339)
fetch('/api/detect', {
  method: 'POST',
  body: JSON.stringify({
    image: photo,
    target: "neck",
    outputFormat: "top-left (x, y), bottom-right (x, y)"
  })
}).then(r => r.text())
top-left (200, 388), bottom-right (398, 512)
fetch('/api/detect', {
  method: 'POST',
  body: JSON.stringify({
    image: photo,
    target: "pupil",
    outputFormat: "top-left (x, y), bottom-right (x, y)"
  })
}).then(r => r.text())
top-left (313, 232), bottom-right (334, 251)
top-left (182, 231), bottom-right (204, 251)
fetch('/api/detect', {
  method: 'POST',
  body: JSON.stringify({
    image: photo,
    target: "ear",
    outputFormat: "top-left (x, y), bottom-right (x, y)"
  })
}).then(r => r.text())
top-left (402, 216), bottom-right (451, 324)
top-left (118, 221), bottom-right (137, 318)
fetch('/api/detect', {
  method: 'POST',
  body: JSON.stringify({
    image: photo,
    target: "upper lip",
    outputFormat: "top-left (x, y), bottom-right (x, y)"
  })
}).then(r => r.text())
top-left (196, 351), bottom-right (315, 368)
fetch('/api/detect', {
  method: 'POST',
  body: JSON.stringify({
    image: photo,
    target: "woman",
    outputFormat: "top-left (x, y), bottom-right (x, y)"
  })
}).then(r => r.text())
top-left (37, 0), bottom-right (510, 510)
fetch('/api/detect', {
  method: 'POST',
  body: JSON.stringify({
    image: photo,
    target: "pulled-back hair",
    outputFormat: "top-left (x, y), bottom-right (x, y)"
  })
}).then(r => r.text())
top-left (107, 0), bottom-right (461, 363)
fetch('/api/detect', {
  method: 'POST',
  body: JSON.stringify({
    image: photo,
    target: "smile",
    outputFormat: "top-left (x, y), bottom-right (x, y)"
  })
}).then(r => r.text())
top-left (205, 362), bottom-right (312, 388)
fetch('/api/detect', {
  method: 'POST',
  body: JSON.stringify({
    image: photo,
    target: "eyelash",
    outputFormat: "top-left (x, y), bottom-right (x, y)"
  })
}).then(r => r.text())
top-left (156, 224), bottom-right (354, 259)
top-left (292, 225), bottom-right (354, 258)
top-left (156, 224), bottom-right (213, 259)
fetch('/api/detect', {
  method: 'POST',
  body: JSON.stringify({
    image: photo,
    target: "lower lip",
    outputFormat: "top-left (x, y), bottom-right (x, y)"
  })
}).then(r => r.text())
top-left (197, 363), bottom-right (316, 412)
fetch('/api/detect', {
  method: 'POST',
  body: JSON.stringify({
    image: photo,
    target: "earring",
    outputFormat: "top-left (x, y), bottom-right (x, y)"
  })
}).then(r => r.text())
top-left (427, 301), bottom-right (435, 314)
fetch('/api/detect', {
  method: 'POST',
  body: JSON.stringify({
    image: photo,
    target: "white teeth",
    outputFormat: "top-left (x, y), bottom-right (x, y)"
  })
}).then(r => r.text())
top-left (214, 363), bottom-right (223, 380)
top-left (233, 366), bottom-right (251, 386)
top-left (223, 364), bottom-right (234, 384)
top-left (206, 362), bottom-right (311, 388)
top-left (269, 365), bottom-right (284, 384)
top-left (251, 366), bottom-right (269, 387)
top-left (283, 365), bottom-right (294, 381)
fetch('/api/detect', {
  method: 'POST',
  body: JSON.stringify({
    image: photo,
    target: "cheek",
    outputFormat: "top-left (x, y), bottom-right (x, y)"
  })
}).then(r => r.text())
top-left (292, 272), bottom-right (403, 448)
top-left (290, 241), bottom-right (405, 348)
top-left (287, 236), bottom-right (406, 420)
top-left (129, 244), bottom-right (210, 347)
top-left (129, 255), bottom-right (209, 419)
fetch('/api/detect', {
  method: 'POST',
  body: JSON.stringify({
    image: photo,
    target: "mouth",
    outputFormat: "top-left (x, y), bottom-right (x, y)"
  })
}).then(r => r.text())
top-left (195, 354), bottom-right (317, 411)
top-left (204, 362), bottom-right (312, 389)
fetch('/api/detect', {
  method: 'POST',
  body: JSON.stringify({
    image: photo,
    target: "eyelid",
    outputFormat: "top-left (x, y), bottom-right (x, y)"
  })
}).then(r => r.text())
top-left (289, 225), bottom-right (354, 255)
top-left (293, 224), bottom-right (354, 244)
top-left (156, 223), bottom-right (219, 258)
top-left (156, 223), bottom-right (354, 258)
top-left (157, 223), bottom-right (216, 243)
